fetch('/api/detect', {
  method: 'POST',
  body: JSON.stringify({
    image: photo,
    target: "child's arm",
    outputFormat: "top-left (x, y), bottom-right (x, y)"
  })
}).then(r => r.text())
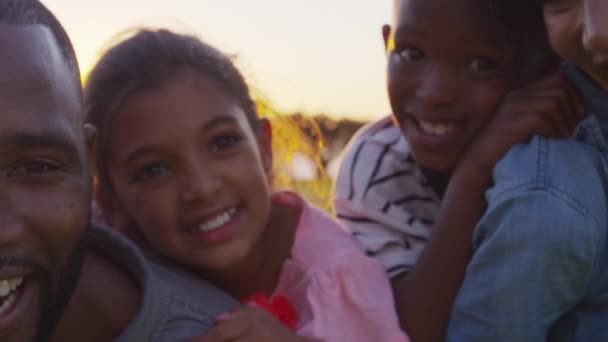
top-left (194, 307), bottom-right (308, 342)
top-left (393, 73), bottom-right (583, 342)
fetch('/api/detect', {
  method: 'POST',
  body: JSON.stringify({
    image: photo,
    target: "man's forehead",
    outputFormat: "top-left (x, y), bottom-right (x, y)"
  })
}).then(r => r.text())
top-left (0, 24), bottom-right (82, 122)
top-left (0, 23), bottom-right (79, 109)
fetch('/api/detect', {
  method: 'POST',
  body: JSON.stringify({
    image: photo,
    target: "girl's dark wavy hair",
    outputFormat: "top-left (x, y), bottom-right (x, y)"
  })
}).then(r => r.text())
top-left (85, 29), bottom-right (259, 212)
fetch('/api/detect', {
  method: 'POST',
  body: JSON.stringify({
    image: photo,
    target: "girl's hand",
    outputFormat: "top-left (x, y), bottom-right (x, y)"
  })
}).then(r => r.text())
top-left (464, 72), bottom-right (584, 173)
top-left (194, 307), bottom-right (306, 342)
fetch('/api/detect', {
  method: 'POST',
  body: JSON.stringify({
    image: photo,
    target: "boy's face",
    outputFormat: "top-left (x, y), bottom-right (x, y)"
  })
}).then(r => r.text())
top-left (385, 0), bottom-right (530, 172)
top-left (0, 24), bottom-right (90, 341)
top-left (543, 0), bottom-right (608, 89)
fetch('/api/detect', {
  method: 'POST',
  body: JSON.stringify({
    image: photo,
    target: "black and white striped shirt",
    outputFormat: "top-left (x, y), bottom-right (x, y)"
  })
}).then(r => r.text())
top-left (334, 116), bottom-right (440, 278)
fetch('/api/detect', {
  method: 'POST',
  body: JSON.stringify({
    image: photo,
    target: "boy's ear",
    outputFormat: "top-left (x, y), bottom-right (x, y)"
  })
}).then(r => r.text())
top-left (382, 24), bottom-right (392, 56)
top-left (83, 123), bottom-right (97, 173)
top-left (257, 118), bottom-right (273, 173)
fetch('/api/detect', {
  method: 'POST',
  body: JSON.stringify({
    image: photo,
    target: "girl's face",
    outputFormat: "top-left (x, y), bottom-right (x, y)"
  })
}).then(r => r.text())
top-left (386, 0), bottom-right (531, 172)
top-left (542, 0), bottom-right (608, 90)
top-left (104, 68), bottom-right (273, 274)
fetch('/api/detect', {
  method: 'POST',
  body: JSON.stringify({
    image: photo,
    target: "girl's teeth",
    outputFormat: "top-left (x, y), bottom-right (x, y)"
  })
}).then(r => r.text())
top-left (419, 120), bottom-right (454, 136)
top-left (196, 208), bottom-right (237, 233)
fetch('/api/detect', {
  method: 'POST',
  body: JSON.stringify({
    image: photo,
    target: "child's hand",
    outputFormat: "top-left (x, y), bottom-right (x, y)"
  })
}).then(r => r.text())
top-left (464, 72), bottom-right (584, 173)
top-left (194, 307), bottom-right (307, 342)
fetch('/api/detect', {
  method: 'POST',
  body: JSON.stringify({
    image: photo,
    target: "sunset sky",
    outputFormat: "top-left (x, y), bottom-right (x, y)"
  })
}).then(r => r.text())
top-left (44, 0), bottom-right (393, 121)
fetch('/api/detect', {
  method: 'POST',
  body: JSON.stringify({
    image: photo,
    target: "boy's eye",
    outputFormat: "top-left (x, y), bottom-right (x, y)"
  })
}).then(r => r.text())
top-left (469, 57), bottom-right (499, 72)
top-left (132, 163), bottom-right (169, 183)
top-left (396, 47), bottom-right (424, 62)
top-left (209, 135), bottom-right (242, 153)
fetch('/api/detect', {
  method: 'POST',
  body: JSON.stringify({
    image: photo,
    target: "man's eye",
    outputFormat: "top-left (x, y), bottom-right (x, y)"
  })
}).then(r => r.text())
top-left (132, 163), bottom-right (169, 183)
top-left (209, 135), bottom-right (242, 153)
top-left (7, 160), bottom-right (61, 178)
top-left (396, 47), bottom-right (424, 62)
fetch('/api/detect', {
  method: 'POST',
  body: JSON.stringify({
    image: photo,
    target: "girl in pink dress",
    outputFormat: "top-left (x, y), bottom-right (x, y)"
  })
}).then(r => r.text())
top-left (85, 28), bottom-right (408, 342)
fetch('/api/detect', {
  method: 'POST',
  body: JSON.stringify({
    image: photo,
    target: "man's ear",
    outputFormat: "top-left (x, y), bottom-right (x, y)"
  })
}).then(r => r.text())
top-left (257, 118), bottom-right (273, 173)
top-left (83, 123), bottom-right (97, 173)
top-left (382, 24), bottom-right (393, 56)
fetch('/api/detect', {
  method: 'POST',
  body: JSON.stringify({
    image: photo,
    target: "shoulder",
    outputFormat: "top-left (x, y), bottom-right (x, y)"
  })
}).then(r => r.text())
top-left (89, 227), bottom-right (239, 341)
top-left (334, 116), bottom-right (420, 199)
top-left (338, 116), bottom-right (408, 169)
top-left (291, 199), bottom-right (368, 267)
top-left (481, 136), bottom-right (608, 256)
top-left (491, 135), bottom-right (608, 223)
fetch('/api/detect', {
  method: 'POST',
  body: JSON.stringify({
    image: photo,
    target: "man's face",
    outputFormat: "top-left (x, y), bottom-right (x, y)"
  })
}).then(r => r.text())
top-left (543, 0), bottom-right (608, 90)
top-left (0, 24), bottom-right (90, 341)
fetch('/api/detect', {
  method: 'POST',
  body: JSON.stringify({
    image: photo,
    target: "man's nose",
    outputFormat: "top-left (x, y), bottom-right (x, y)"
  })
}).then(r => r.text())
top-left (0, 196), bottom-right (26, 248)
top-left (583, 0), bottom-right (608, 54)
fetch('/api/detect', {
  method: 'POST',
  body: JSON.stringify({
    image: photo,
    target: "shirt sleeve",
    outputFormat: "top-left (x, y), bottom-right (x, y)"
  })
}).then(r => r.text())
top-left (298, 253), bottom-right (410, 342)
top-left (333, 133), bottom-right (433, 278)
top-left (445, 189), bottom-right (601, 342)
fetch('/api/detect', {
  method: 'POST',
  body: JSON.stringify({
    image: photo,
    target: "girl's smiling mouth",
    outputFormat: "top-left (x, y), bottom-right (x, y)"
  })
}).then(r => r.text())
top-left (186, 206), bottom-right (239, 233)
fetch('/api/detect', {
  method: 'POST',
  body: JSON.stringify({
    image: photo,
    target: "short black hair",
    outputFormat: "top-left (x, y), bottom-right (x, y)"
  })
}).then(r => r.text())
top-left (0, 0), bottom-right (81, 92)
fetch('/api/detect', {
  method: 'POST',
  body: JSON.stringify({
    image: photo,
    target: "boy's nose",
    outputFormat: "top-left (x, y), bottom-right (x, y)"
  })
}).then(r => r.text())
top-left (415, 68), bottom-right (456, 108)
top-left (583, 0), bottom-right (608, 54)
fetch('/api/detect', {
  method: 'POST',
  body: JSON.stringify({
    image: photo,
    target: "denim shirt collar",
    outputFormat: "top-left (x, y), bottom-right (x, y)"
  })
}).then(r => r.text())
top-left (562, 63), bottom-right (608, 151)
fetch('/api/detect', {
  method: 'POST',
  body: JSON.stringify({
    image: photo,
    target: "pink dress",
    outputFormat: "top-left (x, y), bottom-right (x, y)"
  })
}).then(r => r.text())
top-left (272, 192), bottom-right (409, 342)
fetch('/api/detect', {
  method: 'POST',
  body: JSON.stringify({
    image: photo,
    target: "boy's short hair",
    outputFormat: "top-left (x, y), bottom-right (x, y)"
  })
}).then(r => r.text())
top-left (0, 0), bottom-right (81, 94)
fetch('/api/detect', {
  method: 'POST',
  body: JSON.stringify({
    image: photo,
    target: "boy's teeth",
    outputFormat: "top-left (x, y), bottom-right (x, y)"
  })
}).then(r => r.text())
top-left (195, 208), bottom-right (237, 233)
top-left (419, 120), bottom-right (454, 136)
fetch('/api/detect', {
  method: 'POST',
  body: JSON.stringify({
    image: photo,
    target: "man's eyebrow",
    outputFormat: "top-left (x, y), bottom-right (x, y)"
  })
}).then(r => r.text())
top-left (2, 131), bottom-right (80, 156)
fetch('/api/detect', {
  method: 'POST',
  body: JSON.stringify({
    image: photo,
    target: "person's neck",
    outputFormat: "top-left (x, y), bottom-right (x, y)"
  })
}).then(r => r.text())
top-left (203, 198), bottom-right (301, 300)
top-left (420, 167), bottom-right (450, 199)
top-left (50, 250), bottom-right (141, 341)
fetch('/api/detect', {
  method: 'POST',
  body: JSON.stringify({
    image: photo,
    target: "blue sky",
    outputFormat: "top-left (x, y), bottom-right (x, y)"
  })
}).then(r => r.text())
top-left (44, 0), bottom-right (393, 120)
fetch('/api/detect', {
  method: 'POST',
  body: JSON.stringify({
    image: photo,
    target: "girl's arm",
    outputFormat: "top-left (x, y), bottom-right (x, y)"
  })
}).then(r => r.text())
top-left (394, 73), bottom-right (583, 342)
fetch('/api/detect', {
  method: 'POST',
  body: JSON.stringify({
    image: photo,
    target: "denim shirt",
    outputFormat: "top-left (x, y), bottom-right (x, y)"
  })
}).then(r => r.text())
top-left (446, 65), bottom-right (608, 341)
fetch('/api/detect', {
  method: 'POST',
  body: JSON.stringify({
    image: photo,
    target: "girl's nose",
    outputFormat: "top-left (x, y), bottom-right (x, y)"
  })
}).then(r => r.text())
top-left (180, 162), bottom-right (222, 204)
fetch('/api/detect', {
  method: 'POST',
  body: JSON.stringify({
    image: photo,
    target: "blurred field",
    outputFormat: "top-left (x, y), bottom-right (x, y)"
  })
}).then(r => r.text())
top-left (255, 97), bottom-right (365, 212)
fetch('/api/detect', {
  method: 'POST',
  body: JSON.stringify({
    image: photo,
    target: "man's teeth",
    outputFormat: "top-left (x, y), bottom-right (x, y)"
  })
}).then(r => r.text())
top-left (0, 278), bottom-right (22, 297)
top-left (419, 120), bottom-right (454, 136)
top-left (0, 277), bottom-right (23, 315)
top-left (0, 292), bottom-right (17, 315)
top-left (194, 208), bottom-right (237, 233)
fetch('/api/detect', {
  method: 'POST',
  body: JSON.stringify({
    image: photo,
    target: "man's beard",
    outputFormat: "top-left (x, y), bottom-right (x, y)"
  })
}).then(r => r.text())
top-left (32, 222), bottom-right (89, 342)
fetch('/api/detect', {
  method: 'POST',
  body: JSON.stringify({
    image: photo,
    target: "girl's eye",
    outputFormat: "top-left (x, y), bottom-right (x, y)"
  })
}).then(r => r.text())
top-left (469, 57), bottom-right (499, 72)
top-left (7, 160), bottom-right (62, 178)
top-left (209, 135), bottom-right (242, 153)
top-left (396, 47), bottom-right (424, 62)
top-left (132, 163), bottom-right (169, 183)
